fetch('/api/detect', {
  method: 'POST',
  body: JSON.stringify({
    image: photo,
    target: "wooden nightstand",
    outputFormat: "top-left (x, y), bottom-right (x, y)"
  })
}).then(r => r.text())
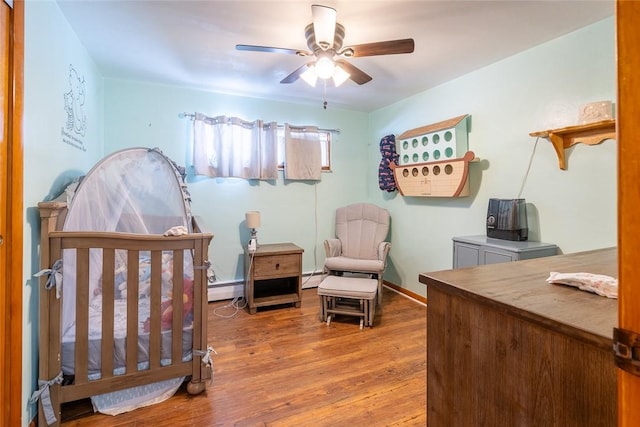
top-left (245, 243), bottom-right (304, 314)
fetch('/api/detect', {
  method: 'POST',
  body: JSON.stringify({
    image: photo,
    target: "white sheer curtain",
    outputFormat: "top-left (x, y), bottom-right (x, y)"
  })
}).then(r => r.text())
top-left (192, 113), bottom-right (278, 179)
top-left (284, 124), bottom-right (321, 181)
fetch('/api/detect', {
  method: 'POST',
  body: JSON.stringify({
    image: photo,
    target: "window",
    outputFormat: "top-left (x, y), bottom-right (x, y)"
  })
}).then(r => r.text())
top-left (192, 114), bottom-right (278, 180)
top-left (277, 129), bottom-right (331, 171)
top-left (191, 112), bottom-right (332, 179)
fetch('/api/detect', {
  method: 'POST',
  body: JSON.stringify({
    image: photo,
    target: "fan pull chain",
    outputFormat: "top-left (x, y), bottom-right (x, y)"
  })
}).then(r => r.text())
top-left (323, 80), bottom-right (328, 109)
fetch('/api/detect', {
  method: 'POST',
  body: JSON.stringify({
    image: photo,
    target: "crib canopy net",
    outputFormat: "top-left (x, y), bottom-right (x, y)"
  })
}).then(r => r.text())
top-left (60, 147), bottom-right (194, 336)
top-left (64, 147), bottom-right (191, 235)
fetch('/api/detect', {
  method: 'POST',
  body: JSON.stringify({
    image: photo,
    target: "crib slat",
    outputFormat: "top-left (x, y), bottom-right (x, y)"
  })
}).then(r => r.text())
top-left (46, 236), bottom-right (63, 422)
top-left (101, 249), bottom-right (115, 379)
top-left (191, 236), bottom-right (206, 384)
top-left (75, 248), bottom-right (90, 384)
top-left (149, 250), bottom-right (162, 370)
top-left (126, 250), bottom-right (140, 374)
top-left (172, 250), bottom-right (184, 365)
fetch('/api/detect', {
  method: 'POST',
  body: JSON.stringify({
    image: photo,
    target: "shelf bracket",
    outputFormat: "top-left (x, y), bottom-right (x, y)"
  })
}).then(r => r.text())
top-left (547, 133), bottom-right (567, 170)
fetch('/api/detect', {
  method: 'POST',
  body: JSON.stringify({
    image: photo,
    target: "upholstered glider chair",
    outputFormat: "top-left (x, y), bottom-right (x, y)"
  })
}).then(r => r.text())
top-left (323, 203), bottom-right (391, 306)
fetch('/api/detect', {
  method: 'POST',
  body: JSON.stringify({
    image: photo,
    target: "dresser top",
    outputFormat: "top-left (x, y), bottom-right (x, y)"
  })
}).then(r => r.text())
top-left (420, 247), bottom-right (618, 349)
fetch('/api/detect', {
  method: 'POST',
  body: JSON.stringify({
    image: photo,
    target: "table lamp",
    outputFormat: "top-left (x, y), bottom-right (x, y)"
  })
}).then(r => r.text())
top-left (245, 211), bottom-right (261, 252)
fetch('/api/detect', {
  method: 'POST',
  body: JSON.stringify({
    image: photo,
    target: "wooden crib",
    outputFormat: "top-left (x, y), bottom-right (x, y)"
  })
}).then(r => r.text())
top-left (35, 201), bottom-right (214, 426)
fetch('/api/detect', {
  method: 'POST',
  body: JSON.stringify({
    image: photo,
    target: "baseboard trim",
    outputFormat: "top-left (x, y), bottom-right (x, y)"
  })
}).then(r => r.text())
top-left (383, 280), bottom-right (427, 305)
top-left (207, 282), bottom-right (243, 301)
top-left (207, 275), bottom-right (427, 306)
top-left (301, 273), bottom-right (324, 289)
top-left (207, 272), bottom-right (325, 302)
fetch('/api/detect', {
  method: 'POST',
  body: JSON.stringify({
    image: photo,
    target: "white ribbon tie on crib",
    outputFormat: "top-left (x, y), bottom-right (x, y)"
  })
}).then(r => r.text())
top-left (194, 345), bottom-right (217, 385)
top-left (29, 371), bottom-right (63, 425)
top-left (34, 259), bottom-right (63, 299)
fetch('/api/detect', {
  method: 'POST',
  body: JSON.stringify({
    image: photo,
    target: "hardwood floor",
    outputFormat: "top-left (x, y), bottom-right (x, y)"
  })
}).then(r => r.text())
top-left (61, 287), bottom-right (427, 426)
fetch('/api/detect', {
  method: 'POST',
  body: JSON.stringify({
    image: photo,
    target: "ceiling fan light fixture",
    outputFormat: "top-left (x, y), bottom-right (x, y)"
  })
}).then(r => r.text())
top-left (332, 64), bottom-right (350, 87)
top-left (238, 5), bottom-right (414, 88)
top-left (300, 66), bottom-right (318, 87)
top-left (315, 56), bottom-right (335, 80)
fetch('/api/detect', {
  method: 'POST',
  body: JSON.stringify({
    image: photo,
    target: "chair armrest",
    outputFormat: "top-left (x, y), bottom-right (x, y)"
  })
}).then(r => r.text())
top-left (378, 242), bottom-right (391, 265)
top-left (324, 239), bottom-right (342, 257)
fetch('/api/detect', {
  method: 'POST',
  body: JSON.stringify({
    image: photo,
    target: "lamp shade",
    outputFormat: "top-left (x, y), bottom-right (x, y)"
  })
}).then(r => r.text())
top-left (246, 211), bottom-right (261, 229)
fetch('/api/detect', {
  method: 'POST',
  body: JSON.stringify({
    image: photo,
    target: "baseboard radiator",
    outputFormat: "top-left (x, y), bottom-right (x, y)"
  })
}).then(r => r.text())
top-left (207, 274), bottom-right (426, 305)
top-left (207, 272), bottom-right (324, 302)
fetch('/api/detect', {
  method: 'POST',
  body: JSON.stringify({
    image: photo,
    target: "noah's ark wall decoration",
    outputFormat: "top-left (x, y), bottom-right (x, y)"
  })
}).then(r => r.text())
top-left (391, 114), bottom-right (475, 197)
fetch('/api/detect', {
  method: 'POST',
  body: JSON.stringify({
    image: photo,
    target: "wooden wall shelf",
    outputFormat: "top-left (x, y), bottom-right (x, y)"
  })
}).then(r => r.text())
top-left (529, 119), bottom-right (616, 170)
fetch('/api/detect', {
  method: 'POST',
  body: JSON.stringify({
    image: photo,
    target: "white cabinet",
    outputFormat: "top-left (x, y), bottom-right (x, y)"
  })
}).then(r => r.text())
top-left (452, 235), bottom-right (557, 268)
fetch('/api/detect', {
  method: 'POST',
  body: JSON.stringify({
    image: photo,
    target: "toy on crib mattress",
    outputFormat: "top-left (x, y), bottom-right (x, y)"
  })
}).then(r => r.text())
top-left (143, 277), bottom-right (194, 332)
top-left (117, 258), bottom-right (152, 299)
top-left (92, 260), bottom-right (137, 299)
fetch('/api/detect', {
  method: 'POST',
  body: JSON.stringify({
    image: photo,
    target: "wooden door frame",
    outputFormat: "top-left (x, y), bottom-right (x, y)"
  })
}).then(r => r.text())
top-left (0, 3), bottom-right (634, 427)
top-left (1, 0), bottom-right (24, 425)
top-left (617, 1), bottom-right (640, 425)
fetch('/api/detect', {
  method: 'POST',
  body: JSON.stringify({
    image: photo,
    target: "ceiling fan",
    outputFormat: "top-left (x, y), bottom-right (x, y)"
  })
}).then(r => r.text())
top-left (236, 4), bottom-right (415, 88)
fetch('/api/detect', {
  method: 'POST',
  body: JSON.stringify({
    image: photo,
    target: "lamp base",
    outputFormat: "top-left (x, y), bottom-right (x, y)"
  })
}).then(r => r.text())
top-left (248, 228), bottom-right (258, 253)
top-left (248, 237), bottom-right (257, 253)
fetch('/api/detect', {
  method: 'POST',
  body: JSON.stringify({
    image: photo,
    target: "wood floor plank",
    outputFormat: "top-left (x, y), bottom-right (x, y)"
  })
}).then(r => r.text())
top-left (61, 287), bottom-right (427, 426)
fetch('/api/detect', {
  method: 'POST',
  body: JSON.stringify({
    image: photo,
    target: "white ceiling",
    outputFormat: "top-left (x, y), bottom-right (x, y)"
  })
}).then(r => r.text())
top-left (56, 0), bottom-right (614, 112)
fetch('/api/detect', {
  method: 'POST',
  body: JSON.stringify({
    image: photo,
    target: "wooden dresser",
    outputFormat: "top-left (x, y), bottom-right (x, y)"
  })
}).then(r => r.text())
top-left (419, 248), bottom-right (618, 426)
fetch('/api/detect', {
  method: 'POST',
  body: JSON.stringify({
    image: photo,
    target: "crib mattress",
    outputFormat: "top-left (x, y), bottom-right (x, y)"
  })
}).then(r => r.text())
top-left (61, 295), bottom-right (193, 376)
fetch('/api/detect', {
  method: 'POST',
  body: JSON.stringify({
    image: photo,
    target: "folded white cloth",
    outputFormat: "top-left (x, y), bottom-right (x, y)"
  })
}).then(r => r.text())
top-left (546, 271), bottom-right (618, 299)
top-left (163, 225), bottom-right (188, 236)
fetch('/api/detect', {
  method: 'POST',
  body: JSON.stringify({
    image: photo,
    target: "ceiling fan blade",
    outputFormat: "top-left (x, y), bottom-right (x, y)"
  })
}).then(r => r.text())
top-left (312, 4), bottom-right (336, 49)
top-left (236, 44), bottom-right (311, 56)
top-left (344, 39), bottom-right (415, 57)
top-left (336, 59), bottom-right (372, 85)
top-left (280, 62), bottom-right (313, 84)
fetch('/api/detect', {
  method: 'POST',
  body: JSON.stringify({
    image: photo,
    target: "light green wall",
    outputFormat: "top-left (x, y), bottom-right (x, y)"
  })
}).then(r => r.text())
top-left (368, 17), bottom-right (616, 297)
top-left (22, 1), bottom-right (104, 424)
top-left (103, 80), bottom-right (369, 286)
top-left (19, 3), bottom-right (615, 425)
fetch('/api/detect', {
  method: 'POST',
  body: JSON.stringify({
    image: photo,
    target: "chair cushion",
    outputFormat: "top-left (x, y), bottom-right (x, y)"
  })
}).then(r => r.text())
top-left (335, 203), bottom-right (389, 260)
top-left (318, 276), bottom-right (378, 299)
top-left (324, 256), bottom-right (384, 273)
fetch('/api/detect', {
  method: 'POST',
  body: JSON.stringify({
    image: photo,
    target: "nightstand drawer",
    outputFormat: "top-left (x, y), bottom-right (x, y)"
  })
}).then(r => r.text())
top-left (253, 254), bottom-right (300, 278)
